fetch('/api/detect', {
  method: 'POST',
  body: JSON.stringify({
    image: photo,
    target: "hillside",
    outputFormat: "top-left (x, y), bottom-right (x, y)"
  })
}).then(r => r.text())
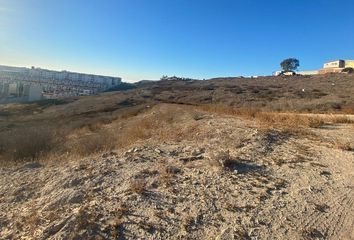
top-left (0, 74), bottom-right (354, 239)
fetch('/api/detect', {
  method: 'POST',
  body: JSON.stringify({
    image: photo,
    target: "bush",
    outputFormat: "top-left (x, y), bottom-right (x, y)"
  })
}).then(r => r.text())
top-left (68, 130), bottom-right (116, 157)
top-left (0, 127), bottom-right (55, 162)
top-left (342, 68), bottom-right (354, 74)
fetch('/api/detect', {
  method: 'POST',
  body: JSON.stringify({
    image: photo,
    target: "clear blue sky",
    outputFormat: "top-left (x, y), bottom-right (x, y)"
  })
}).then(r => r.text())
top-left (1, 0), bottom-right (354, 82)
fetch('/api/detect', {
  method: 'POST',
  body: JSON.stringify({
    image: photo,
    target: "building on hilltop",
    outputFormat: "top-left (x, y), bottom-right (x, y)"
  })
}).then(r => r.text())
top-left (318, 60), bottom-right (354, 74)
top-left (274, 59), bottom-right (354, 76)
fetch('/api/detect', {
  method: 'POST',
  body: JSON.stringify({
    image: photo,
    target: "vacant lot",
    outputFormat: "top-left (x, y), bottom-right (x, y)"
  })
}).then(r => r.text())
top-left (1, 73), bottom-right (354, 165)
top-left (0, 74), bottom-right (353, 239)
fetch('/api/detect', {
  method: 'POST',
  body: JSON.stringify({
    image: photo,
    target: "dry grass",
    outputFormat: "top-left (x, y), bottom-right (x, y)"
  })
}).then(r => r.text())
top-left (24, 206), bottom-right (41, 236)
top-left (70, 207), bottom-right (99, 238)
top-left (67, 130), bottom-right (117, 157)
top-left (198, 104), bottom-right (354, 131)
top-left (0, 126), bottom-right (58, 164)
top-left (116, 108), bottom-right (200, 148)
top-left (0, 104), bottom-right (202, 166)
top-left (325, 115), bottom-right (354, 124)
top-left (158, 167), bottom-right (173, 187)
top-left (129, 179), bottom-right (147, 194)
top-left (1, 73), bottom-right (354, 166)
top-left (181, 214), bottom-right (196, 232)
top-left (333, 140), bottom-right (354, 152)
top-left (255, 113), bottom-right (325, 129)
top-left (157, 163), bottom-right (181, 186)
top-left (1, 101), bottom-right (352, 166)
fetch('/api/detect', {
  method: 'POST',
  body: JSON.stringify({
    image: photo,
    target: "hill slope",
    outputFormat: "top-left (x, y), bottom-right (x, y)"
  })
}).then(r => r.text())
top-left (0, 74), bottom-right (354, 239)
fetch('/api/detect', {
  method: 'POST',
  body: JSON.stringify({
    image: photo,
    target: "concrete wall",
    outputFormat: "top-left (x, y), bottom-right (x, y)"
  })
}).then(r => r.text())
top-left (318, 68), bottom-right (344, 74)
top-left (0, 81), bottom-right (43, 103)
top-left (28, 85), bottom-right (43, 102)
top-left (298, 70), bottom-right (319, 76)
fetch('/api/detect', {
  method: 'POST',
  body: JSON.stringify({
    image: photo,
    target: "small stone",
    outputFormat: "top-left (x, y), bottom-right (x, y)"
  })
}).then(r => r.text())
top-left (154, 148), bottom-right (162, 154)
top-left (126, 148), bottom-right (134, 154)
top-left (22, 162), bottom-right (42, 169)
top-left (166, 165), bottom-right (181, 174)
top-left (320, 171), bottom-right (331, 176)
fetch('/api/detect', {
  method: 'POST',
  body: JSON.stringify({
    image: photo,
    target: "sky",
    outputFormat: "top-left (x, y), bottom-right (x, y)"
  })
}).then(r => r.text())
top-left (1, 0), bottom-right (354, 82)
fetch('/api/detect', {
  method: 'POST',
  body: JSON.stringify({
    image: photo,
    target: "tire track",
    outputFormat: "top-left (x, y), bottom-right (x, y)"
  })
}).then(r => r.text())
top-left (328, 191), bottom-right (354, 239)
top-left (296, 188), bottom-right (353, 239)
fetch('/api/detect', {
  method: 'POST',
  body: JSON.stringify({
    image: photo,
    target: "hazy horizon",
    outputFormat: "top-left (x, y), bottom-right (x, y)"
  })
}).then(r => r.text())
top-left (1, 0), bottom-right (354, 82)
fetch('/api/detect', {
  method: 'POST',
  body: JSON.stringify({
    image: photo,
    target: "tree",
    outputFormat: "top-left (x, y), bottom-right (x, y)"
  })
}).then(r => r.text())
top-left (160, 75), bottom-right (168, 80)
top-left (280, 58), bottom-right (300, 72)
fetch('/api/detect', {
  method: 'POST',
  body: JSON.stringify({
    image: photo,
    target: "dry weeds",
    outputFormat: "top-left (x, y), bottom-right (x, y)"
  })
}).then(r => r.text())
top-left (1, 101), bottom-right (352, 166)
top-left (198, 104), bottom-right (354, 131)
top-left (129, 179), bottom-right (147, 194)
top-left (333, 140), bottom-right (354, 152)
top-left (0, 126), bottom-right (57, 163)
top-left (157, 163), bottom-right (181, 186)
top-left (68, 130), bottom-right (117, 157)
top-left (208, 150), bottom-right (242, 171)
top-left (0, 104), bottom-right (201, 166)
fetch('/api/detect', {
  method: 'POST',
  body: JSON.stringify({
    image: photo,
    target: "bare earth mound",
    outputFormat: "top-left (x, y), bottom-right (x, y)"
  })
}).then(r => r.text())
top-left (0, 104), bottom-right (353, 239)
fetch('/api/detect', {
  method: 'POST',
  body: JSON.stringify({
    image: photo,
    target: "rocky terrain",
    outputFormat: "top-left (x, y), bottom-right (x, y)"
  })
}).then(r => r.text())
top-left (1, 103), bottom-right (353, 239)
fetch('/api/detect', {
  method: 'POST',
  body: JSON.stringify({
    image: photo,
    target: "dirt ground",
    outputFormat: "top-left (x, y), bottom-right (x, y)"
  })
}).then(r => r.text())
top-left (0, 104), bottom-right (353, 239)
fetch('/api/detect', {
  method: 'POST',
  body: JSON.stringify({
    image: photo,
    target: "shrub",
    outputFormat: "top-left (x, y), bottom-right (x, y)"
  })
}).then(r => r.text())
top-left (68, 130), bottom-right (116, 157)
top-left (342, 67), bottom-right (354, 74)
top-left (208, 150), bottom-right (239, 170)
top-left (129, 179), bottom-right (147, 194)
top-left (0, 126), bottom-right (55, 162)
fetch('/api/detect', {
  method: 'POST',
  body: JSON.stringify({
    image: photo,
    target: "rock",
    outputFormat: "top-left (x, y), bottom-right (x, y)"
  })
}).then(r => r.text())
top-left (67, 191), bottom-right (85, 204)
top-left (126, 147), bottom-right (137, 154)
top-left (154, 148), bottom-right (162, 154)
top-left (183, 146), bottom-right (192, 152)
top-left (192, 181), bottom-right (199, 185)
top-left (179, 155), bottom-right (204, 163)
top-left (101, 151), bottom-right (118, 158)
top-left (165, 165), bottom-right (181, 174)
top-left (169, 150), bottom-right (179, 156)
top-left (320, 170), bottom-right (331, 176)
top-left (22, 162), bottom-right (42, 169)
top-left (63, 178), bottom-right (83, 188)
top-left (191, 148), bottom-right (205, 156)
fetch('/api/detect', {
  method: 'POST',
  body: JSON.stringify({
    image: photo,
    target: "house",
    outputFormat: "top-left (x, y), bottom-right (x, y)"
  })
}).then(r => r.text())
top-left (318, 60), bottom-right (354, 74)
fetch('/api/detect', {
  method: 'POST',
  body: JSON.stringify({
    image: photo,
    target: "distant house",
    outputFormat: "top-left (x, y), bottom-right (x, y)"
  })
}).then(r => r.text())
top-left (272, 71), bottom-right (296, 76)
top-left (318, 60), bottom-right (354, 74)
top-left (273, 59), bottom-right (354, 76)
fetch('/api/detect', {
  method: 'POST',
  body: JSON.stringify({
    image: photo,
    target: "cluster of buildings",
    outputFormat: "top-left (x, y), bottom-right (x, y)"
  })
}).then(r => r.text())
top-left (274, 59), bottom-right (354, 76)
top-left (0, 65), bottom-right (122, 103)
